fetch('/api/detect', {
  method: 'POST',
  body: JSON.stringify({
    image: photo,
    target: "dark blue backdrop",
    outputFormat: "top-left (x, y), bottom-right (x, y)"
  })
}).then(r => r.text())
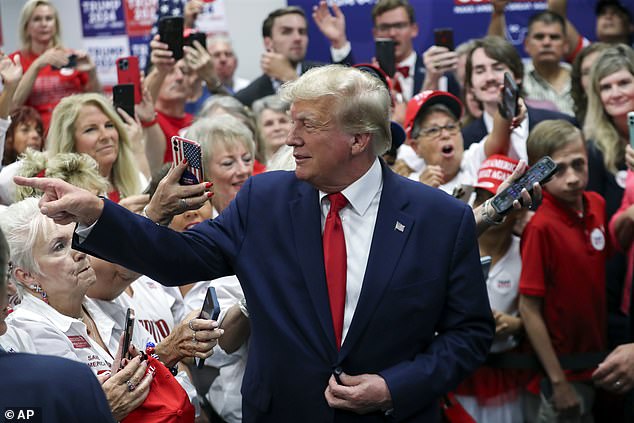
top-left (289, 0), bottom-right (633, 63)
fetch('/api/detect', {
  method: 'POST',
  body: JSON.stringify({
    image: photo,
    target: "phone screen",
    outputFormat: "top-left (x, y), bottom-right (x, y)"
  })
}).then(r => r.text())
top-left (121, 308), bottom-right (135, 366)
top-left (196, 287), bottom-right (220, 369)
top-left (375, 38), bottom-right (396, 77)
top-left (491, 156), bottom-right (557, 215)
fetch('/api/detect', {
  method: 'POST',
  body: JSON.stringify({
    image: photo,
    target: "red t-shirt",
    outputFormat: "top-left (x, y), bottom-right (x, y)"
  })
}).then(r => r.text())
top-left (156, 110), bottom-right (194, 163)
top-left (520, 190), bottom-right (607, 383)
top-left (9, 50), bottom-right (89, 132)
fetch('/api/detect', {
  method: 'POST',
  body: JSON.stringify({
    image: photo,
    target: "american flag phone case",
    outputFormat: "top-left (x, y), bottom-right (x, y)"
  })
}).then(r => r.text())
top-left (171, 136), bottom-right (204, 185)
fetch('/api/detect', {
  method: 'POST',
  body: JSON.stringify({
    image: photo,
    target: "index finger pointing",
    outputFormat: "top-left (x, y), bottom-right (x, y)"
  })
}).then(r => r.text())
top-left (14, 175), bottom-right (52, 190)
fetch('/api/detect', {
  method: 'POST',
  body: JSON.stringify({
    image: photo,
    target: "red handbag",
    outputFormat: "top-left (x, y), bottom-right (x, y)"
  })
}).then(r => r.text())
top-left (441, 392), bottom-right (476, 423)
top-left (122, 356), bottom-right (195, 423)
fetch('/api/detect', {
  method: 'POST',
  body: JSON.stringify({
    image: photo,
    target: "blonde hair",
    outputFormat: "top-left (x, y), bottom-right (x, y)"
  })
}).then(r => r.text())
top-left (584, 44), bottom-right (634, 173)
top-left (47, 93), bottom-right (140, 197)
top-left (15, 149), bottom-right (109, 201)
top-left (185, 114), bottom-right (255, 176)
top-left (19, 0), bottom-right (61, 50)
top-left (280, 65), bottom-right (392, 155)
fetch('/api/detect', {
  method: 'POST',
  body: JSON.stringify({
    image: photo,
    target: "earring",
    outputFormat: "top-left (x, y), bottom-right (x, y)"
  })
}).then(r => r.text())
top-left (29, 284), bottom-right (49, 304)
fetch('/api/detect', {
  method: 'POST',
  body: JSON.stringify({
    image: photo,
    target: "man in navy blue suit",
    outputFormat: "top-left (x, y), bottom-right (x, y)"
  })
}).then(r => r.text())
top-left (0, 229), bottom-right (114, 423)
top-left (17, 65), bottom-right (494, 422)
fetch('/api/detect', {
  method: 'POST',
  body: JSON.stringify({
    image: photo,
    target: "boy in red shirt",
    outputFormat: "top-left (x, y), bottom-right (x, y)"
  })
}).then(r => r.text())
top-left (519, 120), bottom-right (607, 422)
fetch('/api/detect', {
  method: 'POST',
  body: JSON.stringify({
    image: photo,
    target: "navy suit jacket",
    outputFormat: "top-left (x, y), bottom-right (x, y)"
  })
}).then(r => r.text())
top-left (0, 352), bottom-right (115, 423)
top-left (74, 163), bottom-right (494, 422)
top-left (461, 106), bottom-right (578, 149)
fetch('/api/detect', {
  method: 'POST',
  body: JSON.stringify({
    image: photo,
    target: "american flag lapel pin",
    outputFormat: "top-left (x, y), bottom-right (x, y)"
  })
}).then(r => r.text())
top-left (395, 221), bottom-right (405, 232)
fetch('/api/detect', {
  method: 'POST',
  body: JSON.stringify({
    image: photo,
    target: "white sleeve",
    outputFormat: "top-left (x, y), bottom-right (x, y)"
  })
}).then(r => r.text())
top-left (330, 42), bottom-right (351, 63)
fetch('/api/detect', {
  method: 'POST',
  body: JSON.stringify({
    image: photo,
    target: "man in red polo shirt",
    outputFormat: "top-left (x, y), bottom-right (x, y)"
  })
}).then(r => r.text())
top-left (519, 120), bottom-right (607, 422)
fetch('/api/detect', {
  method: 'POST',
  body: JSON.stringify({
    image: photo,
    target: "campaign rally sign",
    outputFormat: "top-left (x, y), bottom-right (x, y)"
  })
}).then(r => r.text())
top-left (123, 0), bottom-right (159, 38)
top-left (84, 35), bottom-right (130, 86)
top-left (80, 0), bottom-right (127, 37)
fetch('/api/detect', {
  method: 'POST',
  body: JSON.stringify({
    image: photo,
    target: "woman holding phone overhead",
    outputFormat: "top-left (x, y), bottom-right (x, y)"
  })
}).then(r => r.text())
top-left (9, 0), bottom-right (101, 132)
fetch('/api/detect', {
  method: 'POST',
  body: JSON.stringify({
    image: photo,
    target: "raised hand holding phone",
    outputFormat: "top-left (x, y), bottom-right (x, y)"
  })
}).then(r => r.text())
top-left (490, 156), bottom-right (556, 215)
top-left (171, 136), bottom-right (204, 185)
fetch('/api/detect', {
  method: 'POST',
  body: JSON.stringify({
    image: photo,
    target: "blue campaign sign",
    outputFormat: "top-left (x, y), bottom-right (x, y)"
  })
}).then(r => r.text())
top-left (80, 0), bottom-right (127, 37)
top-left (289, 0), bottom-right (633, 63)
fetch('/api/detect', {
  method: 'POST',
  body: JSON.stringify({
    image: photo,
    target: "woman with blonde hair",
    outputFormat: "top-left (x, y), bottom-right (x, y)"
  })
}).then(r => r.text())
top-left (9, 0), bottom-right (101, 131)
top-left (584, 43), bottom-right (634, 349)
top-left (47, 93), bottom-right (144, 201)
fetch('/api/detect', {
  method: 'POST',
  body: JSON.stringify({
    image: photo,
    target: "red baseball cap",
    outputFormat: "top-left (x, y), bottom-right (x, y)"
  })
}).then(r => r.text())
top-left (404, 90), bottom-right (463, 139)
top-left (474, 154), bottom-right (519, 195)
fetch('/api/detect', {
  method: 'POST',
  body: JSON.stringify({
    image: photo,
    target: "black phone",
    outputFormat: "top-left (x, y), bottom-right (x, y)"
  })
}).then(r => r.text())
top-left (196, 287), bottom-right (220, 369)
top-left (158, 16), bottom-right (184, 61)
top-left (491, 156), bottom-right (557, 215)
top-left (120, 308), bottom-right (135, 367)
top-left (185, 32), bottom-right (207, 49)
top-left (480, 256), bottom-right (492, 280)
top-left (434, 28), bottom-right (454, 50)
top-left (375, 38), bottom-right (396, 77)
top-left (113, 84), bottom-right (135, 119)
top-left (498, 72), bottom-right (519, 120)
top-left (51, 54), bottom-right (77, 70)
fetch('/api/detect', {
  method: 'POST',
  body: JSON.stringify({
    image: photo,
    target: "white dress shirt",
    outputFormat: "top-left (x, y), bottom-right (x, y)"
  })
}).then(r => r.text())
top-left (7, 294), bottom-right (113, 374)
top-left (319, 158), bottom-right (383, 345)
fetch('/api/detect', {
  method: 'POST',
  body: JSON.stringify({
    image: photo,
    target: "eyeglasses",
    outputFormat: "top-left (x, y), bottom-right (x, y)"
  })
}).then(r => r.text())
top-left (417, 122), bottom-right (460, 139)
top-left (375, 22), bottom-right (410, 33)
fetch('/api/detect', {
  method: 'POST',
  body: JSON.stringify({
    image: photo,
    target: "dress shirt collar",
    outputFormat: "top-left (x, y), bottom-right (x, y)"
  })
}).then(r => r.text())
top-left (18, 293), bottom-right (80, 333)
top-left (319, 158), bottom-right (383, 216)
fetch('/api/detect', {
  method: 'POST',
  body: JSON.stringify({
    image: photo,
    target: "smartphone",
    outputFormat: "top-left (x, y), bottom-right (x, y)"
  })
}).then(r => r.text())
top-left (52, 54), bottom-right (77, 70)
top-left (498, 72), bottom-right (519, 120)
top-left (375, 38), bottom-right (396, 77)
top-left (196, 287), bottom-right (220, 369)
top-left (120, 308), bottom-right (135, 367)
top-left (116, 56), bottom-right (142, 104)
top-left (480, 256), bottom-right (492, 280)
top-left (158, 16), bottom-right (184, 61)
top-left (451, 184), bottom-right (475, 203)
top-left (185, 32), bottom-right (207, 49)
top-left (171, 136), bottom-right (204, 185)
top-left (627, 112), bottom-right (634, 148)
top-left (113, 84), bottom-right (135, 119)
top-left (491, 156), bottom-right (557, 215)
top-left (434, 28), bottom-right (454, 51)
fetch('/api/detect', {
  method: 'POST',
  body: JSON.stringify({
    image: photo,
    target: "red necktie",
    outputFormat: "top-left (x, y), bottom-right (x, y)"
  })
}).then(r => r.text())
top-left (396, 65), bottom-right (410, 78)
top-left (323, 193), bottom-right (348, 349)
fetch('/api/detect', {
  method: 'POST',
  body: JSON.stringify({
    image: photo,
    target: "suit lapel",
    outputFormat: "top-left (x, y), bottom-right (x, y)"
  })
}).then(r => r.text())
top-left (413, 54), bottom-right (425, 95)
top-left (340, 166), bottom-right (413, 357)
top-left (289, 183), bottom-right (338, 351)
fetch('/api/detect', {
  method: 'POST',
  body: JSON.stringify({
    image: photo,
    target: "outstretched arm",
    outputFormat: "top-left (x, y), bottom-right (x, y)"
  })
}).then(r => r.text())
top-left (488, 0), bottom-right (509, 38)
